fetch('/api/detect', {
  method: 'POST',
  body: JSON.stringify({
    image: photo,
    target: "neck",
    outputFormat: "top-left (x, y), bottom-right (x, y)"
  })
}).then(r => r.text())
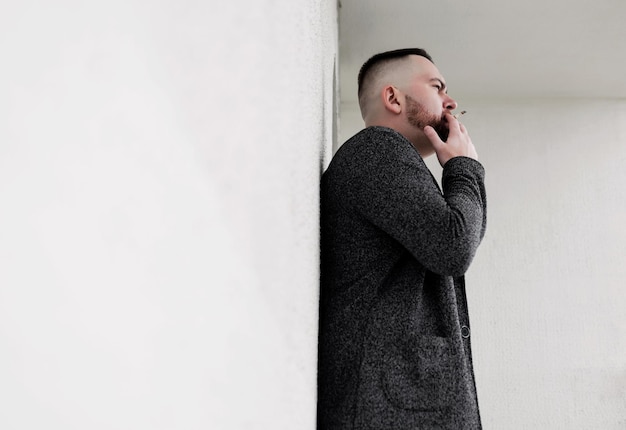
top-left (365, 119), bottom-right (434, 158)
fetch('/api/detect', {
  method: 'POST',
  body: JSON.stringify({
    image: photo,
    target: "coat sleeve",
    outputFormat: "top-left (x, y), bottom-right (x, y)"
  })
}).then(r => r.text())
top-left (351, 145), bottom-right (487, 277)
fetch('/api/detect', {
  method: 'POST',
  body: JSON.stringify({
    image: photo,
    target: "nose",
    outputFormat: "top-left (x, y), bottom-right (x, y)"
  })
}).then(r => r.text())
top-left (443, 94), bottom-right (458, 111)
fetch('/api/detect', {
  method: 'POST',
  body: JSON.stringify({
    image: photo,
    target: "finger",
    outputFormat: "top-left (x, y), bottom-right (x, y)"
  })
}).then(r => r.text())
top-left (444, 112), bottom-right (459, 123)
top-left (444, 112), bottom-right (461, 133)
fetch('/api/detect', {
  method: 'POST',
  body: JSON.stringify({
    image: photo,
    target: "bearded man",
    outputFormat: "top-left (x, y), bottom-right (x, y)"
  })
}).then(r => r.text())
top-left (318, 48), bottom-right (487, 430)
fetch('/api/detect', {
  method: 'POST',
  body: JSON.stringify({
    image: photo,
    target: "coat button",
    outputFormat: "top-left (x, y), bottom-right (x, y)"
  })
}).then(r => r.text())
top-left (461, 325), bottom-right (471, 339)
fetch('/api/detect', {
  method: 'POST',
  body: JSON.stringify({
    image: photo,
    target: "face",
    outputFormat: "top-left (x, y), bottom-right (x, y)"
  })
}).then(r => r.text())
top-left (401, 56), bottom-right (458, 141)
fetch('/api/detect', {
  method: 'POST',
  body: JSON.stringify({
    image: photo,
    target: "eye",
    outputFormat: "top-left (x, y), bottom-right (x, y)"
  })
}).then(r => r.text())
top-left (433, 84), bottom-right (443, 91)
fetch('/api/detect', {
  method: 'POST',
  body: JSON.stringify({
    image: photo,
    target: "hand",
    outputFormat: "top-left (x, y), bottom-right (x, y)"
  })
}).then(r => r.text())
top-left (424, 113), bottom-right (478, 167)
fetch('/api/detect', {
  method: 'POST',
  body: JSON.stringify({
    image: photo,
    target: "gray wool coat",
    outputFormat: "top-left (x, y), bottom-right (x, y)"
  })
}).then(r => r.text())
top-left (318, 126), bottom-right (487, 430)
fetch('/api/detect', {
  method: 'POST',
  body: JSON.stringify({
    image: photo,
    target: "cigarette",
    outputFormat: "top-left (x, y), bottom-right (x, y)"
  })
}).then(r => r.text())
top-left (453, 110), bottom-right (467, 119)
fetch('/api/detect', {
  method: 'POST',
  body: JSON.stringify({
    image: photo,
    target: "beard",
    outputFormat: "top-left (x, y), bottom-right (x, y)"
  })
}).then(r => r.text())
top-left (405, 95), bottom-right (449, 141)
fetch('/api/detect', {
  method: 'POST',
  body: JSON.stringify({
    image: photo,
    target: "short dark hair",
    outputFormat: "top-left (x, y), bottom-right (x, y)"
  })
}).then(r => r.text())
top-left (357, 48), bottom-right (433, 98)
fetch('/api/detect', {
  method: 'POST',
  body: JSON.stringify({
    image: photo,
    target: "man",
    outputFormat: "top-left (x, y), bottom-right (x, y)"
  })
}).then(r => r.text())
top-left (318, 48), bottom-right (487, 429)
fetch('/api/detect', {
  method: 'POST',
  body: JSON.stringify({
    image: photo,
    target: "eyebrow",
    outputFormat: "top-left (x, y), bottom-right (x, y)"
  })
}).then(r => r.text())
top-left (429, 78), bottom-right (447, 93)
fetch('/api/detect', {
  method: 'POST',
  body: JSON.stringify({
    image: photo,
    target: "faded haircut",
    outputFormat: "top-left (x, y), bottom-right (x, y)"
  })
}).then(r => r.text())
top-left (357, 48), bottom-right (433, 117)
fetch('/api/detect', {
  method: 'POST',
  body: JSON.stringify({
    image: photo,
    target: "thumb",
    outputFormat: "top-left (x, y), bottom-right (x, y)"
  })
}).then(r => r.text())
top-left (423, 126), bottom-right (443, 148)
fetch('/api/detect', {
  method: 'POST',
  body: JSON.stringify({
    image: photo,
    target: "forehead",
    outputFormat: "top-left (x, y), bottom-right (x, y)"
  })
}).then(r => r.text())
top-left (408, 55), bottom-right (445, 82)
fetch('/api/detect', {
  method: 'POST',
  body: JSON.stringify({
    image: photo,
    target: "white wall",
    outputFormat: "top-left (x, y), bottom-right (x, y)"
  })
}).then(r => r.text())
top-left (339, 99), bottom-right (626, 429)
top-left (0, 1), bottom-right (338, 429)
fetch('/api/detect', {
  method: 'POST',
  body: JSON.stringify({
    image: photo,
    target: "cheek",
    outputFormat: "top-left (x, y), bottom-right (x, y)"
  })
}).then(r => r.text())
top-left (433, 100), bottom-right (445, 114)
top-left (425, 99), bottom-right (442, 116)
top-left (429, 105), bottom-right (444, 121)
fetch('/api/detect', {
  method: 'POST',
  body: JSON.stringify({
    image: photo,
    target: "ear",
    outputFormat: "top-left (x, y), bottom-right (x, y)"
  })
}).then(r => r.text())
top-left (381, 85), bottom-right (402, 114)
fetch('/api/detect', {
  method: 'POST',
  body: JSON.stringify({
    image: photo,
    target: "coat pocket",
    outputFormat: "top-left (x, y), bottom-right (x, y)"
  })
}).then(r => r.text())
top-left (381, 335), bottom-right (460, 411)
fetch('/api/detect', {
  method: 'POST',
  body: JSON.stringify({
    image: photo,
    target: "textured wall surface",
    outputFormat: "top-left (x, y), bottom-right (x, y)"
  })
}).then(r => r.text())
top-left (339, 99), bottom-right (626, 429)
top-left (0, 1), bottom-right (338, 429)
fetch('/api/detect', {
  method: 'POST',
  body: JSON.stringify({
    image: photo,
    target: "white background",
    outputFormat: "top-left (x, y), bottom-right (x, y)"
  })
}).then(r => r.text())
top-left (0, 1), bottom-right (338, 429)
